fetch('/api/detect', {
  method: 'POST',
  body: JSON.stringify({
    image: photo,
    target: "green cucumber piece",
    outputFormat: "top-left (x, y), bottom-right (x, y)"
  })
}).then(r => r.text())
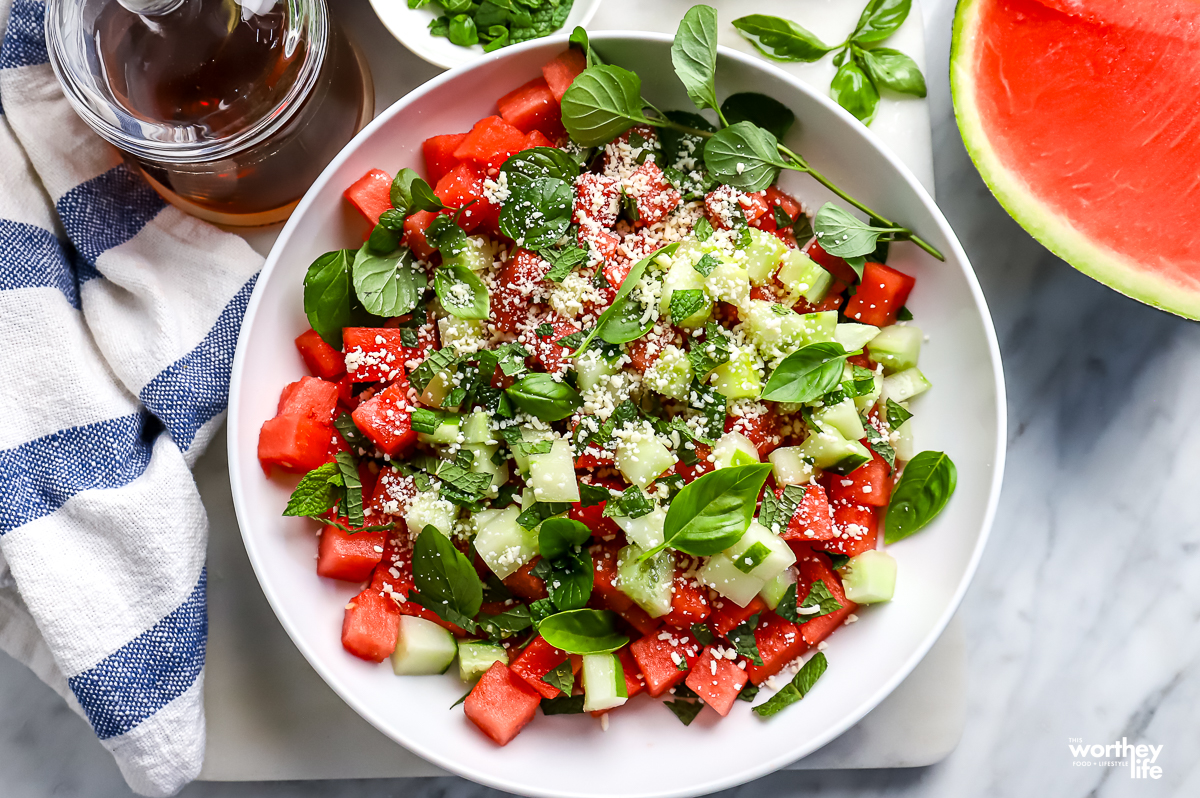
top-left (768, 445), bottom-right (815, 486)
top-left (462, 410), bottom-right (492, 445)
top-left (644, 344), bottom-right (694, 401)
top-left (704, 260), bottom-right (751, 307)
top-left (405, 493), bottom-right (458, 538)
top-left (617, 543), bottom-right (674, 617)
top-left (712, 430), bottom-right (760, 469)
top-left (582, 652), bottom-right (628, 712)
top-left (473, 506), bottom-right (539, 579)
top-left (659, 256), bottom-right (714, 327)
top-left (777, 250), bottom-right (833, 304)
top-left (457, 641), bottom-right (508, 682)
top-left (834, 322), bottom-right (880, 352)
top-left (698, 552), bottom-right (766, 607)
top-left (510, 426), bottom-right (552, 474)
top-left (391, 615), bottom-right (458, 675)
top-left (882, 367), bottom-right (932, 403)
top-left (529, 439), bottom-right (580, 503)
top-left (615, 435), bottom-right (676, 488)
top-left (442, 237), bottom-right (491, 273)
top-left (743, 228), bottom-right (789, 285)
top-left (614, 506), bottom-right (666, 550)
top-left (576, 350), bottom-right (619, 392)
top-left (867, 325), bottom-right (922, 373)
top-left (467, 443), bottom-right (509, 489)
top-left (838, 549), bottom-right (897, 604)
top-left (812, 397), bottom-right (866, 441)
top-left (797, 429), bottom-right (872, 475)
top-left (892, 418), bottom-right (915, 462)
top-left (759, 566), bottom-right (798, 611)
top-left (417, 415), bottom-right (461, 445)
top-left (711, 348), bottom-right (764, 399)
top-left (725, 521), bottom-right (795, 583)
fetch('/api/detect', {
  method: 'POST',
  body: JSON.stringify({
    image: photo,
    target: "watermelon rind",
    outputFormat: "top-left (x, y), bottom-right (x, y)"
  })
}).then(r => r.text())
top-left (950, 0), bottom-right (1200, 320)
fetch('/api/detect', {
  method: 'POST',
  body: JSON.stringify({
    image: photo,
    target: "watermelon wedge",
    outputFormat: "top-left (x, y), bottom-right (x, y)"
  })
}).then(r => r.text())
top-left (952, 0), bottom-right (1200, 318)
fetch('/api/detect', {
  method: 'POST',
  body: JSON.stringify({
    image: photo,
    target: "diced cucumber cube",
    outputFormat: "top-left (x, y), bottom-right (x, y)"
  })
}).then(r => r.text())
top-left (659, 257), bottom-right (713, 328)
top-left (474, 505), bottom-right (539, 579)
top-left (797, 429), bottom-right (872, 475)
top-left (405, 493), bottom-right (458, 538)
top-left (391, 615), bottom-right (458, 675)
top-left (462, 410), bottom-right (492, 444)
top-left (743, 228), bottom-right (789, 285)
top-left (442, 237), bottom-right (491, 273)
top-left (420, 369), bottom-right (453, 408)
top-left (834, 322), bottom-right (880, 352)
top-left (467, 443), bottom-right (509, 490)
top-left (617, 544), bottom-right (674, 617)
top-left (812, 397), bottom-right (866, 441)
top-left (510, 426), bottom-right (552, 474)
top-left (438, 316), bottom-right (489, 356)
top-left (882, 367), bottom-right (932, 402)
top-left (759, 566), bottom-right (798, 611)
top-left (769, 445), bottom-right (815, 486)
top-left (868, 325), bottom-right (922, 373)
top-left (417, 415), bottom-right (461, 445)
top-left (777, 250), bottom-right (833, 304)
top-left (576, 350), bottom-right (619, 393)
top-left (698, 552), bottom-right (766, 607)
top-left (704, 260), bottom-right (751, 308)
top-left (794, 311), bottom-right (838, 346)
top-left (711, 348), bottom-right (763, 399)
top-left (529, 439), bottom-right (580, 503)
top-left (725, 521), bottom-right (795, 583)
top-left (644, 344), bottom-right (693, 400)
top-left (838, 549), bottom-right (897, 604)
top-left (457, 641), bottom-right (508, 682)
top-left (713, 430), bottom-right (760, 469)
top-left (616, 434), bottom-right (676, 488)
top-left (892, 418), bottom-right (915, 462)
top-left (614, 506), bottom-right (666, 550)
top-left (582, 652), bottom-right (628, 712)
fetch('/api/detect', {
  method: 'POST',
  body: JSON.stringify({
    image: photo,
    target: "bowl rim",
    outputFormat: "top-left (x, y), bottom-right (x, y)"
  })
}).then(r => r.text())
top-left (367, 0), bottom-right (606, 70)
top-left (228, 29), bottom-right (1007, 797)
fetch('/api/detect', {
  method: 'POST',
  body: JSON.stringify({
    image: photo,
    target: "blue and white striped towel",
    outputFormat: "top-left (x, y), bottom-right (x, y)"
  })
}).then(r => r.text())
top-left (0, 0), bottom-right (262, 794)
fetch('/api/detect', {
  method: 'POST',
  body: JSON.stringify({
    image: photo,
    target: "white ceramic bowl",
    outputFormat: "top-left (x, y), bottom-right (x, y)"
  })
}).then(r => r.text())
top-left (368, 0), bottom-right (603, 69)
top-left (228, 32), bottom-right (1006, 798)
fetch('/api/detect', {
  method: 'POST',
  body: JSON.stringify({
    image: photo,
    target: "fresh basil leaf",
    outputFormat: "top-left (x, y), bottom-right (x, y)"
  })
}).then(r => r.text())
top-left (447, 13), bottom-right (478, 46)
top-left (858, 47), bottom-right (926, 97)
top-left (478, 605), bottom-right (533, 640)
top-left (411, 178), bottom-right (449, 213)
top-left (719, 93), bottom-right (795, 140)
top-left (411, 526), bottom-right (483, 631)
top-left (665, 699), bottom-right (703, 726)
top-left (671, 4), bottom-right (720, 115)
top-left (728, 612), bottom-right (763, 666)
top-left (546, 549), bottom-right (593, 611)
top-left (529, 597), bottom-right (555, 625)
top-left (731, 14), bottom-right (833, 63)
top-left (434, 263), bottom-right (489, 320)
top-left (852, 0), bottom-right (912, 44)
top-left (428, 15), bottom-right (449, 37)
top-left (601, 485), bottom-right (654, 519)
top-left (754, 652), bottom-right (827, 717)
top-left (282, 462), bottom-right (344, 517)
top-left (389, 168), bottom-right (422, 213)
top-left (831, 56), bottom-right (881, 125)
top-left (761, 342), bottom-right (854, 403)
top-left (332, 451), bottom-right (364, 528)
top-left (352, 246), bottom-right (423, 318)
top-left (885, 398), bottom-right (913, 430)
top-left (561, 64), bottom-right (655, 147)
top-left (690, 622), bottom-right (717, 646)
top-left (366, 222), bottom-right (400, 254)
top-left (598, 297), bottom-right (654, 345)
top-left (884, 451), bottom-right (956, 544)
top-left (481, 24), bottom-right (509, 52)
top-left (657, 463), bottom-right (772, 556)
top-left (425, 213), bottom-right (470, 256)
top-left (864, 422), bottom-right (896, 469)
top-left (506, 373), bottom-right (582, 422)
top-left (537, 609), bottom-right (628, 654)
top-left (569, 26), bottom-right (599, 67)
top-left (539, 517), bottom-right (592, 561)
top-left (500, 176), bottom-right (573, 249)
top-left (516, 500), bottom-right (572, 531)
top-left (813, 203), bottom-right (904, 258)
top-left (571, 243), bottom-right (680, 357)
top-left (303, 250), bottom-right (361, 348)
top-left (542, 660), bottom-right (575, 697)
top-left (410, 348), bottom-right (458, 395)
top-left (703, 121), bottom-right (787, 192)
top-left (541, 694), bottom-right (587, 715)
top-left (845, 255), bottom-right (867, 282)
top-left (669, 289), bottom-right (706, 323)
top-left (502, 147), bottom-right (582, 190)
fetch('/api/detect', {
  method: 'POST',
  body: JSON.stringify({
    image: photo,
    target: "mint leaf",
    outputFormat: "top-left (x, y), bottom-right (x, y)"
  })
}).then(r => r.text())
top-left (885, 398), bottom-right (913, 430)
top-left (754, 652), bottom-right (828, 717)
top-left (669, 289), bottom-right (706, 323)
top-left (333, 451), bottom-right (364, 528)
top-left (601, 485), bottom-right (654, 519)
top-left (282, 462), bottom-right (344, 518)
top-left (665, 698), bottom-right (704, 726)
top-left (728, 612), bottom-right (764, 666)
top-left (541, 660), bottom-right (575, 697)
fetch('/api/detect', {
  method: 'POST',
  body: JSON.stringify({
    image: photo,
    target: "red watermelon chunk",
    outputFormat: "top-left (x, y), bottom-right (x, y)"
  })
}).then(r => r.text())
top-left (422, 132), bottom-right (467, 185)
top-left (510, 636), bottom-right (571, 699)
top-left (779, 484), bottom-right (836, 543)
top-left (402, 210), bottom-right (439, 260)
top-left (743, 611), bottom-right (807, 685)
top-left (351, 378), bottom-right (417, 457)
top-left (630, 628), bottom-right (701, 697)
top-left (827, 449), bottom-right (893, 507)
top-left (316, 524), bottom-right (386, 582)
top-left (626, 162), bottom-right (681, 225)
top-left (344, 168), bottom-right (392, 226)
top-left (822, 499), bottom-right (879, 558)
top-left (341, 587), bottom-right (400, 662)
top-left (661, 571), bottom-right (712, 629)
top-left (498, 76), bottom-right (563, 137)
top-left (294, 329), bottom-right (346, 380)
top-left (465, 662), bottom-right (542, 746)
top-left (724, 408), bottom-right (783, 457)
top-left (794, 555), bottom-right (857, 646)
top-left (542, 48), bottom-right (587, 102)
top-left (707, 595), bottom-right (767, 638)
top-left (845, 262), bottom-right (915, 327)
top-left (341, 328), bottom-right (409, 383)
top-left (434, 161), bottom-right (499, 233)
top-left (685, 646), bottom-right (750, 715)
top-left (453, 115), bottom-right (530, 174)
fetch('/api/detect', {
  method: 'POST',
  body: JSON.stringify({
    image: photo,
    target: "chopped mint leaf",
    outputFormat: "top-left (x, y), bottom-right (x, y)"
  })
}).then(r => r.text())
top-left (601, 484), bottom-right (654, 519)
top-left (885, 398), bottom-right (913, 430)
top-left (541, 660), bottom-right (575, 697)
top-left (694, 216), bottom-right (714, 242)
top-left (897, 306), bottom-right (914, 321)
top-left (728, 612), bottom-right (764, 666)
top-left (753, 652), bottom-right (827, 718)
top-left (541, 695), bottom-right (586, 715)
top-left (691, 622), bottom-right (717, 646)
top-left (692, 252), bottom-right (720, 276)
top-left (665, 698), bottom-right (704, 726)
top-left (737, 683), bottom-right (760, 702)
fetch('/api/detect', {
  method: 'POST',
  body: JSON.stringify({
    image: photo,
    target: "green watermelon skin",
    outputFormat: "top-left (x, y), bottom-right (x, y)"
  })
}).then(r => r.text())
top-left (952, 0), bottom-right (1200, 319)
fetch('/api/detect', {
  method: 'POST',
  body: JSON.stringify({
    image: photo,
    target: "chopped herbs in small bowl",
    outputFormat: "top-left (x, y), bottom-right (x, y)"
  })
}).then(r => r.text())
top-left (370, 0), bottom-right (603, 69)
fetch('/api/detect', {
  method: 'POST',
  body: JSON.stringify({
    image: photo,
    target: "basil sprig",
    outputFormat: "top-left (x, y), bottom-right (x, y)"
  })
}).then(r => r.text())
top-left (569, 242), bottom-right (680, 356)
top-left (645, 463), bottom-right (772, 558)
top-left (754, 652), bottom-right (828, 717)
top-left (703, 122), bottom-right (790, 193)
top-left (506, 373), bottom-right (582, 422)
top-left (537, 609), bottom-right (629, 655)
top-left (408, 525), bottom-right (483, 632)
top-left (884, 451), bottom-right (957, 544)
top-left (670, 5), bottom-right (722, 122)
top-left (760, 343), bottom-right (859, 403)
top-left (538, 517), bottom-right (592, 561)
top-left (813, 203), bottom-right (909, 260)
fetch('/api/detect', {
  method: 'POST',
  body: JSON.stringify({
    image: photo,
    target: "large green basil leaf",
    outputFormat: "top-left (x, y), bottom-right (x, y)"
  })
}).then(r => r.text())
top-left (569, 242), bottom-right (680, 357)
top-left (858, 47), bottom-right (926, 97)
top-left (433, 263), bottom-right (489, 319)
top-left (731, 14), bottom-right (834, 63)
top-left (537, 609), bottom-right (629, 654)
top-left (561, 64), bottom-right (655, 147)
top-left (304, 249), bottom-right (362, 348)
top-left (505, 373), bottom-right (582, 422)
top-left (501, 147), bottom-right (581, 190)
top-left (830, 56), bottom-right (881, 125)
top-left (760, 342), bottom-right (854, 403)
top-left (884, 451), bottom-right (957, 544)
top-left (852, 0), bottom-right (912, 44)
top-left (352, 246), bottom-right (424, 318)
top-left (409, 525), bottom-right (483, 631)
top-left (659, 463), bottom-right (773, 556)
top-left (499, 176), bottom-right (573, 249)
top-left (703, 121), bottom-right (788, 192)
top-left (813, 203), bottom-right (903, 258)
top-left (671, 4), bottom-right (720, 115)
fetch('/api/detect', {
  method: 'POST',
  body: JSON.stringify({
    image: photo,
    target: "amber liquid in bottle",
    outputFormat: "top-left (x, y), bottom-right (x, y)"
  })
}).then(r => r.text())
top-left (93, 0), bottom-right (371, 225)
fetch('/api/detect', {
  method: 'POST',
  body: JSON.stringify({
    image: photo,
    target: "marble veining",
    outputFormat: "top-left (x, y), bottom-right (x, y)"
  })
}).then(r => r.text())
top-left (2, 0), bottom-right (1197, 796)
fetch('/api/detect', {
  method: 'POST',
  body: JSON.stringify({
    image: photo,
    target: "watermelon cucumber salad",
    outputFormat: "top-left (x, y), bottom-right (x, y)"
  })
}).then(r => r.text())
top-left (258, 8), bottom-right (957, 745)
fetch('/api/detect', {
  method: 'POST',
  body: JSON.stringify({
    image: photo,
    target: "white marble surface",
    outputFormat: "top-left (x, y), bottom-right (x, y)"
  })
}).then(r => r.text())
top-left (3, 0), bottom-right (1198, 796)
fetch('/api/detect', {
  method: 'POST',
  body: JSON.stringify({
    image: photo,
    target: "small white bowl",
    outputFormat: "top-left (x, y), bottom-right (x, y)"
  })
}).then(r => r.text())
top-left (369, 0), bottom-right (604, 69)
top-left (228, 31), bottom-right (1006, 798)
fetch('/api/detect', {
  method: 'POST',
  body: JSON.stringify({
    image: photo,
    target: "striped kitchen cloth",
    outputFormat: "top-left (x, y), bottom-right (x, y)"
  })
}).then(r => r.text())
top-left (0, 0), bottom-right (262, 794)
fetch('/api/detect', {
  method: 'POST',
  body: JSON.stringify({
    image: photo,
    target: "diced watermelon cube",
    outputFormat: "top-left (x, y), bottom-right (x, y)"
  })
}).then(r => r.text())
top-left (754, 186), bottom-right (805, 233)
top-left (743, 611), bottom-right (807, 685)
top-left (589, 542), bottom-right (635, 613)
top-left (510, 636), bottom-right (570, 699)
top-left (341, 328), bottom-right (408, 383)
top-left (724, 409), bottom-right (783, 457)
top-left (617, 604), bottom-right (663, 637)
top-left (526, 311), bottom-right (580, 376)
top-left (780, 484), bottom-right (836, 543)
top-left (490, 248), bottom-right (551, 332)
top-left (257, 414), bottom-right (333, 476)
top-left (498, 76), bottom-right (563, 137)
top-left (685, 646), bottom-right (750, 715)
top-left (821, 500), bottom-right (879, 558)
top-left (705, 186), bottom-right (769, 229)
top-left (368, 467), bottom-right (417, 521)
top-left (316, 524), bottom-right (387, 582)
top-left (630, 628), bottom-right (701, 697)
top-left (351, 378), bottom-right (417, 457)
top-left (294, 329), bottom-right (346, 380)
top-left (793, 555), bottom-right (857, 646)
top-left (434, 161), bottom-right (499, 233)
top-left (569, 484), bottom-right (622, 540)
top-left (803, 239), bottom-right (860, 286)
top-left (341, 586), bottom-right (401, 662)
top-left (846, 261), bottom-right (916, 327)
top-left (503, 557), bottom-right (549, 600)
top-left (827, 449), bottom-right (892, 507)
top-left (574, 173), bottom-right (620, 227)
top-left (524, 130), bottom-right (555, 149)
top-left (276, 376), bottom-right (340, 422)
top-left (578, 226), bottom-right (620, 263)
top-left (402, 210), bottom-right (440, 260)
top-left (454, 115), bottom-right (530, 174)
top-left (542, 48), bottom-right (587, 102)
top-left (422, 132), bottom-right (468, 184)
top-left (661, 571), bottom-right (712, 629)
top-left (464, 662), bottom-right (542, 746)
top-left (706, 595), bottom-right (767, 638)
top-left (627, 162), bottom-right (681, 225)
top-left (344, 168), bottom-right (393, 226)
top-left (617, 645), bottom-right (646, 699)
